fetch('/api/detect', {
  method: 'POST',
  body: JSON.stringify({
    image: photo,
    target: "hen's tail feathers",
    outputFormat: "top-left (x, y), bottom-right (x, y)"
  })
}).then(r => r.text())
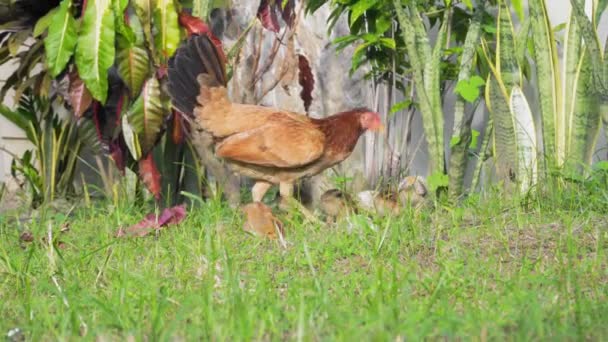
top-left (167, 34), bottom-right (227, 116)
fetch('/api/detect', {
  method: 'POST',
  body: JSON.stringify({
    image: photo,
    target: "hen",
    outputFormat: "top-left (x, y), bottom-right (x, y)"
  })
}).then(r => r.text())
top-left (167, 35), bottom-right (383, 205)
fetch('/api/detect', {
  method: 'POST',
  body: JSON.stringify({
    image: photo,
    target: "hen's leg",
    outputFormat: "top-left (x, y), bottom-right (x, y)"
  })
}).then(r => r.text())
top-left (279, 182), bottom-right (319, 223)
top-left (252, 181), bottom-right (272, 202)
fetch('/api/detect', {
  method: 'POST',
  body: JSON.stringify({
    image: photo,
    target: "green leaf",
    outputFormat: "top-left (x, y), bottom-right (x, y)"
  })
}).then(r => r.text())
top-left (193, 0), bottom-right (210, 20)
top-left (389, 100), bottom-right (411, 114)
top-left (44, 0), bottom-right (78, 77)
top-left (511, 0), bottom-right (525, 21)
top-left (113, 0), bottom-right (136, 45)
top-left (469, 129), bottom-right (480, 150)
top-left (117, 46), bottom-right (150, 97)
top-left (117, 14), bottom-right (150, 97)
top-left (133, 0), bottom-right (155, 61)
top-left (427, 172), bottom-right (449, 192)
top-left (594, 160), bottom-right (608, 171)
top-left (349, 0), bottom-right (378, 28)
top-left (154, 0), bottom-right (180, 63)
top-left (75, 0), bottom-right (115, 103)
top-left (122, 112), bottom-right (142, 160)
top-left (378, 37), bottom-right (396, 50)
top-left (0, 104), bottom-right (31, 137)
top-left (125, 77), bottom-right (167, 156)
top-left (454, 75), bottom-right (485, 103)
top-left (34, 7), bottom-right (59, 37)
top-left (462, 0), bottom-right (472, 10)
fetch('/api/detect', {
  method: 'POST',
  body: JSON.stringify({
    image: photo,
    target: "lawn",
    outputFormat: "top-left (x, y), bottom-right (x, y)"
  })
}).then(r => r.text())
top-left (1, 185), bottom-right (607, 341)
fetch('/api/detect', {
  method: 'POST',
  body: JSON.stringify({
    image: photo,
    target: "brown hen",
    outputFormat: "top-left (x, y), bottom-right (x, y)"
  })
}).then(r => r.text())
top-left (167, 35), bottom-right (383, 205)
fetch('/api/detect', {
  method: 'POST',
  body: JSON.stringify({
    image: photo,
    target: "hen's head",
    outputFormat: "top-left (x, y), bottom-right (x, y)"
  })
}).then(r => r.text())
top-left (357, 109), bottom-right (384, 132)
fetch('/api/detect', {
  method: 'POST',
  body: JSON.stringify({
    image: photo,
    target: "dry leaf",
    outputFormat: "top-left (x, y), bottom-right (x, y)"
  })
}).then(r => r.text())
top-left (116, 205), bottom-right (187, 237)
top-left (19, 231), bottom-right (34, 242)
top-left (297, 54), bottom-right (314, 113)
top-left (138, 153), bottom-right (162, 201)
top-left (68, 70), bottom-right (93, 118)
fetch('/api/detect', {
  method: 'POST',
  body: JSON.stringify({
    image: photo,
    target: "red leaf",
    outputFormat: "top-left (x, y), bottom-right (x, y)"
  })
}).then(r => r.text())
top-left (298, 54), bottom-right (314, 113)
top-left (92, 101), bottom-right (103, 141)
top-left (172, 110), bottom-right (185, 145)
top-left (115, 91), bottom-right (125, 126)
top-left (116, 204), bottom-right (187, 237)
top-left (139, 153), bottom-right (161, 201)
top-left (257, 0), bottom-right (280, 32)
top-left (179, 11), bottom-right (211, 36)
top-left (156, 65), bottom-right (168, 79)
top-left (69, 70), bottom-right (93, 118)
top-left (280, 0), bottom-right (295, 28)
top-left (178, 11), bottom-right (225, 61)
top-left (109, 141), bottom-right (126, 175)
top-left (20, 231), bottom-right (34, 242)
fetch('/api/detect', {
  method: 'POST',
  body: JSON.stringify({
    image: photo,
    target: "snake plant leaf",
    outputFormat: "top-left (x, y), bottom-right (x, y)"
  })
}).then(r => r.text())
top-left (77, 117), bottom-right (103, 154)
top-left (44, 0), bottom-right (78, 77)
top-left (509, 86), bottom-right (537, 192)
top-left (569, 0), bottom-right (606, 98)
top-left (485, 74), bottom-right (518, 182)
top-left (125, 77), bottom-right (167, 156)
top-left (449, 6), bottom-right (482, 199)
top-left (529, 0), bottom-right (561, 164)
top-left (75, 0), bottom-right (115, 103)
top-left (153, 0), bottom-right (181, 63)
top-left (562, 0), bottom-right (582, 144)
top-left (567, 51), bottom-right (601, 174)
top-left (594, 0), bottom-right (608, 25)
top-left (496, 0), bottom-right (521, 88)
top-left (394, 1), bottom-right (444, 176)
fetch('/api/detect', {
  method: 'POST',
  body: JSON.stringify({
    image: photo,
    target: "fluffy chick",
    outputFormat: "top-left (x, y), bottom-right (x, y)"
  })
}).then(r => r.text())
top-left (356, 190), bottom-right (400, 216)
top-left (357, 176), bottom-right (428, 216)
top-left (319, 189), bottom-right (357, 223)
top-left (397, 175), bottom-right (428, 208)
top-left (241, 202), bottom-right (285, 240)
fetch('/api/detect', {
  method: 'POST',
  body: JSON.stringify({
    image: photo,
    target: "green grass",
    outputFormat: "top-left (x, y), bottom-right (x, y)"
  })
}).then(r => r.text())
top-left (1, 183), bottom-right (608, 341)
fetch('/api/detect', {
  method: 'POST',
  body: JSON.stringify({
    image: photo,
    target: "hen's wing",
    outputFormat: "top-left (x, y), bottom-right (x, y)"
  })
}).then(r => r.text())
top-left (215, 113), bottom-right (325, 168)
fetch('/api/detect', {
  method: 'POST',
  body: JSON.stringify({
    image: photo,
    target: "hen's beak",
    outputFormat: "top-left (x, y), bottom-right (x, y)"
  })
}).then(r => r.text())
top-left (376, 123), bottom-right (385, 133)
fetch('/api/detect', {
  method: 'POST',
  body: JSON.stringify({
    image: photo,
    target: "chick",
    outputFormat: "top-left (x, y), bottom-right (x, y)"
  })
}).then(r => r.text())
top-left (356, 190), bottom-right (400, 216)
top-left (241, 202), bottom-right (285, 240)
top-left (397, 175), bottom-right (428, 208)
top-left (319, 189), bottom-right (357, 223)
top-left (357, 176), bottom-right (428, 216)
